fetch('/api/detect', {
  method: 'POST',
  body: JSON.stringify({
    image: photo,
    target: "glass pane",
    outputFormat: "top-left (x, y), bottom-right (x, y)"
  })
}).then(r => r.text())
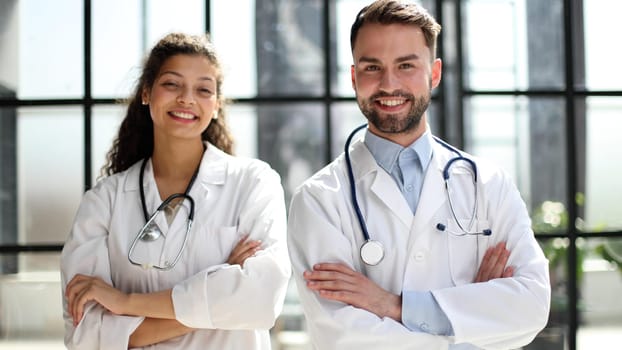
top-left (92, 0), bottom-right (205, 99)
top-left (11, 0), bottom-right (84, 99)
top-left (462, 0), bottom-right (564, 90)
top-left (91, 0), bottom-right (142, 98)
top-left (17, 107), bottom-right (84, 246)
top-left (529, 238), bottom-right (569, 350)
top-left (330, 101), bottom-right (367, 158)
top-left (581, 97), bottom-right (622, 231)
top-left (228, 104), bottom-right (259, 159)
top-left (144, 0), bottom-right (205, 46)
top-left (578, 237), bottom-right (622, 349)
top-left (464, 96), bottom-right (568, 233)
top-left (0, 253), bottom-right (63, 346)
top-left (212, 0), bottom-right (324, 98)
top-left (92, 105), bottom-right (125, 185)
top-left (255, 103), bottom-right (326, 204)
top-left (333, 0), bottom-right (372, 98)
top-left (583, 0), bottom-right (622, 91)
top-left (332, 0), bottom-right (437, 97)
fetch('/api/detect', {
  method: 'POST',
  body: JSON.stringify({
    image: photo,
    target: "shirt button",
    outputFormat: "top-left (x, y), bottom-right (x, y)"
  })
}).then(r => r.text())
top-left (405, 184), bottom-right (414, 192)
top-left (420, 322), bottom-right (429, 331)
top-left (414, 252), bottom-right (425, 261)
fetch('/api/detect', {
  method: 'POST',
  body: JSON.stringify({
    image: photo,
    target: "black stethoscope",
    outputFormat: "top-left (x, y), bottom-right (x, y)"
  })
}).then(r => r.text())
top-left (344, 124), bottom-right (492, 266)
top-left (127, 158), bottom-right (198, 270)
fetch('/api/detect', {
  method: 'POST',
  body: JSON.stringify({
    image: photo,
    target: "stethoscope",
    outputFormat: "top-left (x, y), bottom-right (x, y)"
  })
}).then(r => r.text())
top-left (344, 124), bottom-right (492, 266)
top-left (127, 158), bottom-right (198, 270)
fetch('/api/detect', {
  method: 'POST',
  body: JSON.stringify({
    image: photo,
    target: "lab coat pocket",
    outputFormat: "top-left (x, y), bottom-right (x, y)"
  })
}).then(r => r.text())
top-left (191, 224), bottom-right (240, 268)
top-left (446, 218), bottom-right (491, 286)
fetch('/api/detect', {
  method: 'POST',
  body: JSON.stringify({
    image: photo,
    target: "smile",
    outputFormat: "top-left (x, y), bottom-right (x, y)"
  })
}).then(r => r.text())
top-left (377, 99), bottom-right (406, 107)
top-left (169, 111), bottom-right (197, 120)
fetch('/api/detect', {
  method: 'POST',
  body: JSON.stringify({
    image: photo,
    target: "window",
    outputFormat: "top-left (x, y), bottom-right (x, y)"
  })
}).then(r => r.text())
top-left (0, 1), bottom-right (619, 349)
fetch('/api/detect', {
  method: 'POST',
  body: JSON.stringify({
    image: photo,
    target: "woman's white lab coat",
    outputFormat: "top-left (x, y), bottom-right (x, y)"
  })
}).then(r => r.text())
top-left (61, 144), bottom-right (291, 349)
top-left (287, 137), bottom-right (551, 350)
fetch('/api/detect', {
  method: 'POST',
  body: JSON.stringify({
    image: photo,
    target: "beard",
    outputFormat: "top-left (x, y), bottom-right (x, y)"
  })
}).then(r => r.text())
top-left (358, 89), bottom-right (431, 134)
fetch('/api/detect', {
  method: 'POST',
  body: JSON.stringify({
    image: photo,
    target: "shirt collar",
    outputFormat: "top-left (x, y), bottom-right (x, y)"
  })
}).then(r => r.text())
top-left (364, 128), bottom-right (434, 173)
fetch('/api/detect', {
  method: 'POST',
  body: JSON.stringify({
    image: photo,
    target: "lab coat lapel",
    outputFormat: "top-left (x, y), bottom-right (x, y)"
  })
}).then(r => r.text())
top-left (351, 140), bottom-right (413, 229)
top-left (410, 142), bottom-right (451, 235)
top-left (191, 144), bottom-right (227, 218)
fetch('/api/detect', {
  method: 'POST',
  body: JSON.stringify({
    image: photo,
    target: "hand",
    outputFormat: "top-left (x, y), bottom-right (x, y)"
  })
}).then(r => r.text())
top-left (226, 234), bottom-right (262, 266)
top-left (304, 263), bottom-right (401, 322)
top-left (475, 242), bottom-right (514, 282)
top-left (65, 274), bottom-right (129, 326)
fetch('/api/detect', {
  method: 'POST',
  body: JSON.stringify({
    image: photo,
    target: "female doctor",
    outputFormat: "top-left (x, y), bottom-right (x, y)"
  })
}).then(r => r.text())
top-left (61, 33), bottom-right (290, 349)
top-left (287, 1), bottom-right (550, 349)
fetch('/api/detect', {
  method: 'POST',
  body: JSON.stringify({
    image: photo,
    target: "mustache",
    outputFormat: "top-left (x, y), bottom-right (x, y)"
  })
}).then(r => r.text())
top-left (369, 91), bottom-right (414, 100)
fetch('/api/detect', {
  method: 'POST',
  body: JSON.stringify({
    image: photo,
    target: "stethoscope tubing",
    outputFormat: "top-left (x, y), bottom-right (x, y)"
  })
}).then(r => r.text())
top-left (344, 124), bottom-right (491, 266)
top-left (128, 157), bottom-right (199, 270)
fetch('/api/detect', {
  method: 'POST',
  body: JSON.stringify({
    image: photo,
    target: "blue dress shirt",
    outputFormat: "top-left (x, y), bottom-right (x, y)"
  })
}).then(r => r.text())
top-left (364, 129), bottom-right (454, 336)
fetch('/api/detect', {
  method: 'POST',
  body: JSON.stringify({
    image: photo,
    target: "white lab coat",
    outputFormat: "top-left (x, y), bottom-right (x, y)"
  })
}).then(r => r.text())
top-left (287, 136), bottom-right (551, 350)
top-left (61, 143), bottom-right (291, 349)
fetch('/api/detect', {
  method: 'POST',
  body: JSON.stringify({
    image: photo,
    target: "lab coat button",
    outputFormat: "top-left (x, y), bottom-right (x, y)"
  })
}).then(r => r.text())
top-left (414, 252), bottom-right (425, 261)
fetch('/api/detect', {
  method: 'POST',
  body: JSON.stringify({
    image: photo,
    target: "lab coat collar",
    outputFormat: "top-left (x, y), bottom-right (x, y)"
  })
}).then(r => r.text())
top-left (348, 137), bottom-right (464, 233)
top-left (349, 139), bottom-right (413, 229)
top-left (122, 141), bottom-right (228, 194)
top-left (409, 140), bottom-right (455, 234)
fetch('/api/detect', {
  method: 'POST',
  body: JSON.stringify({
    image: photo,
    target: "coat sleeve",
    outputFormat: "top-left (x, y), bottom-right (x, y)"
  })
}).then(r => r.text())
top-left (171, 163), bottom-right (291, 330)
top-left (60, 183), bottom-right (144, 350)
top-left (287, 178), bottom-right (449, 350)
top-left (432, 168), bottom-right (551, 349)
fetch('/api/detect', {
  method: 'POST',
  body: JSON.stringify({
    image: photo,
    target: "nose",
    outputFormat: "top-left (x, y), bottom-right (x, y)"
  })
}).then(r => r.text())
top-left (379, 68), bottom-right (399, 92)
top-left (176, 87), bottom-right (195, 105)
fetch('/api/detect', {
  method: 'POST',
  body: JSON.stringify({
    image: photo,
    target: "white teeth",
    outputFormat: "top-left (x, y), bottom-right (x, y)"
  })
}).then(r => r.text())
top-left (379, 99), bottom-right (404, 107)
top-left (170, 111), bottom-right (195, 119)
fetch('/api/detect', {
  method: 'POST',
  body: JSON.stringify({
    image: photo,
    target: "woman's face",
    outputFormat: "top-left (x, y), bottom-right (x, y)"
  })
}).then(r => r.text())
top-left (143, 54), bottom-right (220, 143)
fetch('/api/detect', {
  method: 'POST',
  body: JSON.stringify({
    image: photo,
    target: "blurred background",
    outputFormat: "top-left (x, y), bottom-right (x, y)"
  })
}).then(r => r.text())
top-left (0, 0), bottom-right (620, 349)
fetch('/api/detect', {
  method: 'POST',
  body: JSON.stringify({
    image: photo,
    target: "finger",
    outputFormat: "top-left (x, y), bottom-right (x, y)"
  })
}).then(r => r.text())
top-left (502, 266), bottom-right (514, 278)
top-left (307, 278), bottom-right (357, 293)
top-left (312, 263), bottom-right (357, 276)
top-left (489, 248), bottom-right (510, 279)
top-left (475, 247), bottom-right (495, 282)
top-left (65, 274), bottom-right (89, 297)
top-left (476, 242), bottom-right (505, 282)
top-left (66, 277), bottom-right (94, 315)
top-left (304, 269), bottom-right (353, 283)
top-left (72, 287), bottom-right (91, 326)
top-left (317, 289), bottom-right (357, 304)
top-left (228, 240), bottom-right (261, 264)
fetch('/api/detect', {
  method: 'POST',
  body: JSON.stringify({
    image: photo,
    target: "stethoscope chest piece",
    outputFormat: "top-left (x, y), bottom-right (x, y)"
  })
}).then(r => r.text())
top-left (360, 240), bottom-right (384, 266)
top-left (140, 220), bottom-right (163, 241)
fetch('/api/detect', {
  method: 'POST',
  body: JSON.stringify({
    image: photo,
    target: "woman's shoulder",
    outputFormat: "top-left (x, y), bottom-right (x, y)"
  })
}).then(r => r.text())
top-left (88, 161), bottom-right (142, 197)
top-left (206, 144), bottom-right (277, 178)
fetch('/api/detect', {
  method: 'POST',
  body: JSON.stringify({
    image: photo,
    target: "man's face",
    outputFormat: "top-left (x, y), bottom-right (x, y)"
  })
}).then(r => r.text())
top-left (351, 23), bottom-right (441, 144)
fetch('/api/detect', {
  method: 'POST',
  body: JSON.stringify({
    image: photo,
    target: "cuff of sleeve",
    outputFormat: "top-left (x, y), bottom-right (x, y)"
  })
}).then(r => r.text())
top-left (172, 272), bottom-right (214, 329)
top-left (402, 291), bottom-right (454, 336)
top-left (100, 311), bottom-right (144, 349)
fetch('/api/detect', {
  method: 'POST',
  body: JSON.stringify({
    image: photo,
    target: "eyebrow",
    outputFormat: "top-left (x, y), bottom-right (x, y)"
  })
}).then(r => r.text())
top-left (159, 71), bottom-right (215, 82)
top-left (357, 54), bottom-right (421, 65)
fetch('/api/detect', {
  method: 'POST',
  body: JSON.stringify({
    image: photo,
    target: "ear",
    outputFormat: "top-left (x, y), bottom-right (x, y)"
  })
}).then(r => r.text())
top-left (141, 87), bottom-right (150, 105)
top-left (431, 58), bottom-right (442, 89)
top-left (350, 64), bottom-right (356, 91)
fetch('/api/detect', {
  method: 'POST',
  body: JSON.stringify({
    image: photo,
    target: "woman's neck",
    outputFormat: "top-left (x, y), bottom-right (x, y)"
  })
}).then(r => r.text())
top-left (151, 139), bottom-right (205, 182)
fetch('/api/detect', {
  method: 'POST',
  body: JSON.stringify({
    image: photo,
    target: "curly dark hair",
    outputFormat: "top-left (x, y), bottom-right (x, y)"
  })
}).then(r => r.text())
top-left (101, 32), bottom-right (234, 177)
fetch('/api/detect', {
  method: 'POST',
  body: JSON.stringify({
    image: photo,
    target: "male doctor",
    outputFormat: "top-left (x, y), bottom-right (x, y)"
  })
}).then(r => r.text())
top-left (287, 1), bottom-right (551, 349)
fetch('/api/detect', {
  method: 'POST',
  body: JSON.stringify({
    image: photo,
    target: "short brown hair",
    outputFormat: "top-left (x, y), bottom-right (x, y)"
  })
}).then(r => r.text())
top-left (350, 0), bottom-right (442, 59)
